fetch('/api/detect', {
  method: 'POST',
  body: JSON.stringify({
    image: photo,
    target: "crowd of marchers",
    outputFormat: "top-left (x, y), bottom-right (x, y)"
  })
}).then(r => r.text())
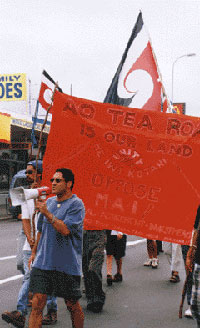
top-left (1, 160), bottom-right (200, 328)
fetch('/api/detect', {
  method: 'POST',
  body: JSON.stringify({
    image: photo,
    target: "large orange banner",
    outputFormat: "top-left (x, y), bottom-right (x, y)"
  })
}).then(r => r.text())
top-left (42, 91), bottom-right (200, 245)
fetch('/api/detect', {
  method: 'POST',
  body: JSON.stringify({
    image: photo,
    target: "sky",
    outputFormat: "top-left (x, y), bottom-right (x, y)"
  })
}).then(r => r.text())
top-left (0, 0), bottom-right (200, 117)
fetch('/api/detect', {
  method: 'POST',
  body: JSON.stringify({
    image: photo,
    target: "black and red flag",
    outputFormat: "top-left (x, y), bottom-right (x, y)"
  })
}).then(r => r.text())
top-left (38, 70), bottom-right (62, 111)
top-left (104, 12), bottom-right (162, 111)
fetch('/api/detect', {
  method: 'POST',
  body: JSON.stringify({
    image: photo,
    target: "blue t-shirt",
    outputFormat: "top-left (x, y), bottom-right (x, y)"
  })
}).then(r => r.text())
top-left (33, 194), bottom-right (85, 276)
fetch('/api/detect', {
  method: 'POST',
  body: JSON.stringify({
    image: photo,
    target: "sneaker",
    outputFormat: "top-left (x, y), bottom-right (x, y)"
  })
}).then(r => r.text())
top-left (184, 306), bottom-right (193, 318)
top-left (144, 259), bottom-right (152, 266)
top-left (151, 258), bottom-right (158, 269)
top-left (2, 310), bottom-right (25, 328)
top-left (42, 310), bottom-right (57, 325)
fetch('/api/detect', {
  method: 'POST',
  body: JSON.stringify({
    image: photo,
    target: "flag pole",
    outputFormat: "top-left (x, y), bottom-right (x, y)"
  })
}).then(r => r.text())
top-left (30, 81), bottom-right (59, 244)
top-left (142, 13), bottom-right (172, 113)
top-left (28, 79), bottom-right (32, 116)
top-left (30, 82), bottom-right (59, 243)
top-left (34, 82), bottom-right (59, 182)
top-left (30, 100), bottom-right (39, 160)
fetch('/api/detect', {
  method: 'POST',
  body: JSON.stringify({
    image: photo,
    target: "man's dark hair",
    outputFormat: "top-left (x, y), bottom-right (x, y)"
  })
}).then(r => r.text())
top-left (56, 168), bottom-right (74, 190)
top-left (27, 160), bottom-right (43, 174)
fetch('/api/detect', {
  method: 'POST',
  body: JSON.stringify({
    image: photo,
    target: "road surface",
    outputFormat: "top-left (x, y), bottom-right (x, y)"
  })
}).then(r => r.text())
top-left (0, 219), bottom-right (196, 328)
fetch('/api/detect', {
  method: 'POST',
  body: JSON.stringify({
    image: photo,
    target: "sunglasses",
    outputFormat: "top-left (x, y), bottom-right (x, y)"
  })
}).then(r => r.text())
top-left (50, 178), bottom-right (64, 183)
top-left (25, 170), bottom-right (34, 175)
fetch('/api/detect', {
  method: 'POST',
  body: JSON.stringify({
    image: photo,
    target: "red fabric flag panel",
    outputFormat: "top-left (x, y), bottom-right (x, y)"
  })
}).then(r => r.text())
top-left (42, 91), bottom-right (200, 245)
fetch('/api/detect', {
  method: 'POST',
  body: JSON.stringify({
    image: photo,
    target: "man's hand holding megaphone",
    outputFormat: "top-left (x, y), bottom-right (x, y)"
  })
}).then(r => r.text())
top-left (36, 198), bottom-right (49, 216)
top-left (31, 181), bottom-right (40, 189)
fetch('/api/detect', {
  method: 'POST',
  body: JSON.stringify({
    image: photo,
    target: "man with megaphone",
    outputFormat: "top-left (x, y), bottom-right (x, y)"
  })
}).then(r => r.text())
top-left (2, 160), bottom-right (57, 328)
top-left (27, 168), bottom-right (85, 328)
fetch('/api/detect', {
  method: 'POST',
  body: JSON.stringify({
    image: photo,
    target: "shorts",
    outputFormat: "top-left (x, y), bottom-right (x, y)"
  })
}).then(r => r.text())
top-left (29, 267), bottom-right (82, 301)
top-left (106, 231), bottom-right (127, 260)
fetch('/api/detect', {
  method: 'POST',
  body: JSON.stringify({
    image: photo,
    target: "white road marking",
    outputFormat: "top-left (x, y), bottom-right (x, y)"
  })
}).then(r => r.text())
top-left (0, 255), bottom-right (21, 285)
top-left (127, 239), bottom-right (145, 246)
top-left (0, 274), bottom-right (23, 285)
top-left (0, 239), bottom-right (146, 285)
top-left (0, 255), bottom-right (16, 261)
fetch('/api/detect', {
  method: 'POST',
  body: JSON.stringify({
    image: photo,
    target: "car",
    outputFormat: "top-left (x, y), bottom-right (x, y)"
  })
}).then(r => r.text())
top-left (8, 169), bottom-right (29, 220)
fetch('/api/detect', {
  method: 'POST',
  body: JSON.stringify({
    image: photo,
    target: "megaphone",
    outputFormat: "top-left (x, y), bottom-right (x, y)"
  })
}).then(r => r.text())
top-left (10, 186), bottom-right (51, 206)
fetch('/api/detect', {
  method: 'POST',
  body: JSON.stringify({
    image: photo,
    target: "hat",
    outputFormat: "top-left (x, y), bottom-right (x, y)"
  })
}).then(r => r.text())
top-left (27, 160), bottom-right (43, 174)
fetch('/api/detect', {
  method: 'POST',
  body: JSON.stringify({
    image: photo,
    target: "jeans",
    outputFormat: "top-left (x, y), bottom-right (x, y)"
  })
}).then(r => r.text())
top-left (16, 229), bottom-right (26, 274)
top-left (17, 250), bottom-right (32, 315)
top-left (17, 250), bottom-right (57, 315)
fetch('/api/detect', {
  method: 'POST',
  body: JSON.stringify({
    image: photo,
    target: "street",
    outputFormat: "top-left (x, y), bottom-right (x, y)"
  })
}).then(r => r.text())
top-left (0, 219), bottom-right (197, 328)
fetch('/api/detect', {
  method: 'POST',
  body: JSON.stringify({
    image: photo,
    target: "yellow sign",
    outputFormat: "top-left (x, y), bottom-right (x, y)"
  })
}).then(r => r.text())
top-left (0, 73), bottom-right (27, 101)
top-left (0, 112), bottom-right (11, 143)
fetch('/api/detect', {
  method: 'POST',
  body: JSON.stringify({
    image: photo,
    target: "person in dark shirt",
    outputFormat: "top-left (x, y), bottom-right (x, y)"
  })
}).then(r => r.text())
top-left (186, 206), bottom-right (200, 327)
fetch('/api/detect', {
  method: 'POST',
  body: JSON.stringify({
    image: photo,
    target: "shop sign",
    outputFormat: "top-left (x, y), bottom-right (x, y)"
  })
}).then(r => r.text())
top-left (12, 118), bottom-right (50, 133)
top-left (0, 73), bottom-right (27, 101)
top-left (0, 142), bottom-right (31, 150)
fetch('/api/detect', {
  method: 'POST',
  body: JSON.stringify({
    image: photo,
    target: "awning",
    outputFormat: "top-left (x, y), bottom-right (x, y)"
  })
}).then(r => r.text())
top-left (11, 117), bottom-right (50, 133)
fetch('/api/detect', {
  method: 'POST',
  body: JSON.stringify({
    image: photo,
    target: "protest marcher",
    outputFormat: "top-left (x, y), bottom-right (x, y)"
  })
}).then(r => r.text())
top-left (1, 160), bottom-right (58, 328)
top-left (165, 242), bottom-right (183, 282)
top-left (82, 230), bottom-right (106, 313)
top-left (156, 240), bottom-right (163, 255)
top-left (106, 230), bottom-right (127, 286)
top-left (181, 245), bottom-right (193, 318)
top-left (143, 239), bottom-right (159, 269)
top-left (186, 205), bottom-right (200, 327)
top-left (28, 168), bottom-right (85, 328)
